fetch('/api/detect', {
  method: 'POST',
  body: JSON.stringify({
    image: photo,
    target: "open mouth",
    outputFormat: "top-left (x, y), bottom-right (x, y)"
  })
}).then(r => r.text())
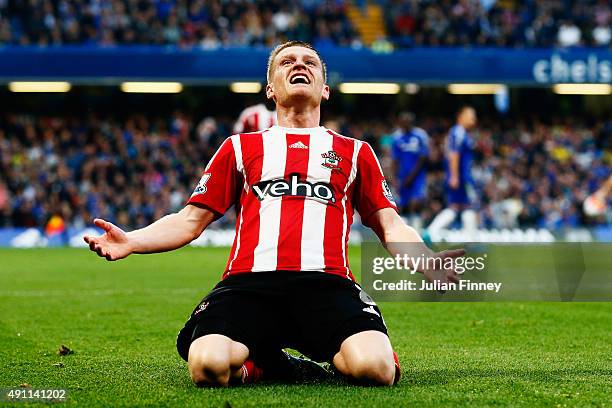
top-left (289, 73), bottom-right (310, 85)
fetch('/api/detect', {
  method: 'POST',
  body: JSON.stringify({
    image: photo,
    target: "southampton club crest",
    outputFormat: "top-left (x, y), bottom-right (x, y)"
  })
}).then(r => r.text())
top-left (321, 150), bottom-right (343, 171)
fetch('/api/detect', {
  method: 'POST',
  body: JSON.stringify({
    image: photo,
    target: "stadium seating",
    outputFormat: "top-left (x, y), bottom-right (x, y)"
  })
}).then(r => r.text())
top-left (0, 1), bottom-right (609, 48)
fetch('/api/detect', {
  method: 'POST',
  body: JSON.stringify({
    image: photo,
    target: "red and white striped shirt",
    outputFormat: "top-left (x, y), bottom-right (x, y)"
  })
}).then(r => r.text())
top-left (188, 125), bottom-right (397, 281)
top-left (233, 104), bottom-right (277, 134)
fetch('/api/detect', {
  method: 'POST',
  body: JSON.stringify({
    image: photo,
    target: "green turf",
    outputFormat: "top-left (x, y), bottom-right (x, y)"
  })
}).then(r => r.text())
top-left (0, 247), bottom-right (610, 407)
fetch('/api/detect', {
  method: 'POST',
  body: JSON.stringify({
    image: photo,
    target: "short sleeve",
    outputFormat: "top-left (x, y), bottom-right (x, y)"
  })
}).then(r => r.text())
top-left (353, 142), bottom-right (398, 225)
top-left (448, 127), bottom-right (463, 153)
top-left (187, 137), bottom-right (241, 216)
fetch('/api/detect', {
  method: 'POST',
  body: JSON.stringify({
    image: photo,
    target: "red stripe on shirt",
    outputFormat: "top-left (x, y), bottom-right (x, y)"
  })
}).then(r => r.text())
top-left (253, 113), bottom-right (259, 133)
top-left (225, 172), bottom-right (245, 274)
top-left (225, 132), bottom-right (264, 276)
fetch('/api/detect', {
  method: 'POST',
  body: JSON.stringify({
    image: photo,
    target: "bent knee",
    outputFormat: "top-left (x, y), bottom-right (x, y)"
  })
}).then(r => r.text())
top-left (342, 353), bottom-right (396, 386)
top-left (189, 353), bottom-right (232, 386)
top-left (188, 340), bottom-right (232, 386)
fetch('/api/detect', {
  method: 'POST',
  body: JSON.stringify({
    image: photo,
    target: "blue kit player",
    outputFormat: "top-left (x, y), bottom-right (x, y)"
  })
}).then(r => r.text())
top-left (428, 106), bottom-right (479, 239)
top-left (391, 112), bottom-right (429, 229)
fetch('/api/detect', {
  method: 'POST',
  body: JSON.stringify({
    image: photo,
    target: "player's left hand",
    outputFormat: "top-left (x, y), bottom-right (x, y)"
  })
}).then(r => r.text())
top-left (421, 248), bottom-right (465, 286)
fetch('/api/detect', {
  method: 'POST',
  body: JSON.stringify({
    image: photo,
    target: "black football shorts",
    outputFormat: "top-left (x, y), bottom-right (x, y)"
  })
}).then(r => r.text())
top-left (176, 271), bottom-right (388, 363)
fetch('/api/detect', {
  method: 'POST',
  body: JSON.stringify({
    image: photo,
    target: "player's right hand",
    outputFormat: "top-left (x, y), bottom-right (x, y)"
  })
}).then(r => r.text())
top-left (449, 175), bottom-right (460, 189)
top-left (421, 248), bottom-right (464, 288)
top-left (83, 218), bottom-right (132, 261)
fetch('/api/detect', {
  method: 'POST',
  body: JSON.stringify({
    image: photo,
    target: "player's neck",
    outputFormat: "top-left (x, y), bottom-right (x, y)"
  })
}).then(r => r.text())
top-left (275, 105), bottom-right (321, 129)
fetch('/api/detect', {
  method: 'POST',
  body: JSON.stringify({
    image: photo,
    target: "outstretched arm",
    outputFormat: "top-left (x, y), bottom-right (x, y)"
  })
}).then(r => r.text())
top-left (366, 208), bottom-right (463, 284)
top-left (83, 204), bottom-right (215, 261)
top-left (353, 142), bottom-right (462, 283)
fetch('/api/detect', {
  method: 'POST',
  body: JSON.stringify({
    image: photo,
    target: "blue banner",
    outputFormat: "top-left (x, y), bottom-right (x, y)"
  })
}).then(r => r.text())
top-left (0, 46), bottom-right (609, 85)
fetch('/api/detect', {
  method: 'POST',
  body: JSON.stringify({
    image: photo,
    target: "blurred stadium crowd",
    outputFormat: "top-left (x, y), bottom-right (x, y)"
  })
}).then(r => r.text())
top-left (0, 0), bottom-right (609, 48)
top-left (385, 0), bottom-right (611, 47)
top-left (0, 112), bottom-right (609, 231)
top-left (0, 0), bottom-right (357, 48)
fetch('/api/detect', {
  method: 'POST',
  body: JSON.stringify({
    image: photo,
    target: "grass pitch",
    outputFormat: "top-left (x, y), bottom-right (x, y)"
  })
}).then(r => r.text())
top-left (0, 247), bottom-right (610, 407)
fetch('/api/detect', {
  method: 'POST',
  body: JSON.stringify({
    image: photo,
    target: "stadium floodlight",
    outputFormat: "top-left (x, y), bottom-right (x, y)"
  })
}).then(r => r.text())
top-left (404, 83), bottom-right (420, 94)
top-left (552, 84), bottom-right (612, 95)
top-left (8, 81), bottom-right (71, 92)
top-left (447, 84), bottom-right (506, 94)
top-left (120, 82), bottom-right (183, 93)
top-left (338, 83), bottom-right (401, 94)
top-left (230, 82), bottom-right (263, 93)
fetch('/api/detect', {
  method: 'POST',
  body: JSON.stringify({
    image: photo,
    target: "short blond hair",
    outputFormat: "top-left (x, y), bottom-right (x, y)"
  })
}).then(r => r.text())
top-left (266, 40), bottom-right (327, 83)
